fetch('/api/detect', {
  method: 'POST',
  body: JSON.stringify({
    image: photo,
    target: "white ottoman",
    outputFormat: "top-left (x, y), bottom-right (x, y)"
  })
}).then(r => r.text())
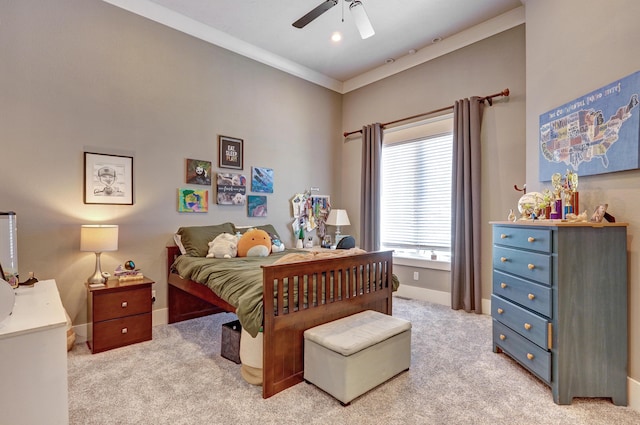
top-left (303, 310), bottom-right (411, 405)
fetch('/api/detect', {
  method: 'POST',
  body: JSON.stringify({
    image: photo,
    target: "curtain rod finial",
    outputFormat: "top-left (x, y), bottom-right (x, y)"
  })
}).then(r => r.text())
top-left (502, 88), bottom-right (510, 97)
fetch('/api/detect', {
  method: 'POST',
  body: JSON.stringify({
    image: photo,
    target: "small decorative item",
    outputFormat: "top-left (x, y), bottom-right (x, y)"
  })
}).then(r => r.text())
top-left (185, 159), bottom-right (212, 185)
top-left (304, 236), bottom-right (314, 249)
top-left (590, 204), bottom-right (609, 222)
top-left (247, 195), bottom-right (267, 217)
top-left (178, 188), bottom-right (208, 213)
top-left (507, 209), bottom-right (516, 222)
top-left (251, 167), bottom-right (274, 193)
top-left (124, 260), bottom-right (136, 270)
top-left (219, 135), bottom-right (243, 170)
top-left (517, 192), bottom-right (544, 220)
top-left (321, 235), bottom-right (332, 248)
top-left (430, 250), bottom-right (437, 260)
top-left (217, 173), bottom-right (247, 205)
top-left (296, 227), bottom-right (304, 249)
top-left (84, 152), bottom-right (133, 205)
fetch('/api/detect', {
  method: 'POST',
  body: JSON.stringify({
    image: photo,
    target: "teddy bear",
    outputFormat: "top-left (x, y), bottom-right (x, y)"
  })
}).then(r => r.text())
top-left (206, 232), bottom-right (238, 259)
top-left (237, 228), bottom-right (272, 257)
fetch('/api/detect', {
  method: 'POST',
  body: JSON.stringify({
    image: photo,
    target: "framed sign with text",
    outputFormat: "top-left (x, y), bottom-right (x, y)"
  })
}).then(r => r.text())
top-left (218, 135), bottom-right (243, 170)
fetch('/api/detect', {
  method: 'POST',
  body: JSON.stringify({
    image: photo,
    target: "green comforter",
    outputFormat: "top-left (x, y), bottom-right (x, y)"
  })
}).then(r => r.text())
top-left (172, 251), bottom-right (296, 337)
top-left (172, 251), bottom-right (399, 337)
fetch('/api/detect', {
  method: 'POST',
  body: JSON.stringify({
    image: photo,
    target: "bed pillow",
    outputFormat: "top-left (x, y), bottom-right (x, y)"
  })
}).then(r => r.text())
top-left (176, 222), bottom-right (236, 257)
top-left (237, 224), bottom-right (281, 240)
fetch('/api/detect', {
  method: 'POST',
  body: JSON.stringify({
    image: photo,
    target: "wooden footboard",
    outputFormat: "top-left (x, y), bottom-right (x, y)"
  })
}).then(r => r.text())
top-left (166, 246), bottom-right (394, 399)
top-left (261, 250), bottom-right (393, 398)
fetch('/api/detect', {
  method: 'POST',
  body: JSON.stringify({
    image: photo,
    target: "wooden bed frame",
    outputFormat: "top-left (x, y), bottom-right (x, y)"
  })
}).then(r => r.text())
top-left (166, 246), bottom-right (394, 399)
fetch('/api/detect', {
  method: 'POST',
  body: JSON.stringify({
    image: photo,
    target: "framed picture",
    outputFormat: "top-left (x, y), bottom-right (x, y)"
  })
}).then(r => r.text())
top-left (216, 173), bottom-right (246, 205)
top-left (178, 188), bottom-right (209, 213)
top-left (185, 158), bottom-right (212, 185)
top-left (247, 195), bottom-right (267, 217)
top-left (251, 167), bottom-right (274, 193)
top-left (218, 135), bottom-right (243, 170)
top-left (84, 152), bottom-right (133, 205)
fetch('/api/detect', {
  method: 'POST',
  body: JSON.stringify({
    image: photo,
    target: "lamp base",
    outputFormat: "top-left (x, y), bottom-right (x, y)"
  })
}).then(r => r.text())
top-left (87, 252), bottom-right (107, 285)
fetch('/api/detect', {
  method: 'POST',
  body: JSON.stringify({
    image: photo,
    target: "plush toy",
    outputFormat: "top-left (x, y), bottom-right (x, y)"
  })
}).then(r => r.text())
top-left (270, 233), bottom-right (285, 253)
top-left (237, 228), bottom-right (272, 257)
top-left (206, 233), bottom-right (238, 259)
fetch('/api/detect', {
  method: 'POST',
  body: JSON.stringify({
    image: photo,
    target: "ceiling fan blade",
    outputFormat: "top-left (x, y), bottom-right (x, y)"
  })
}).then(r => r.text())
top-left (350, 1), bottom-right (375, 39)
top-left (292, 0), bottom-right (338, 29)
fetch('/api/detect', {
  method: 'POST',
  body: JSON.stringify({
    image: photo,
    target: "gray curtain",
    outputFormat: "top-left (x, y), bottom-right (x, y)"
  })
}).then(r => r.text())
top-left (451, 97), bottom-right (484, 313)
top-left (360, 123), bottom-right (383, 252)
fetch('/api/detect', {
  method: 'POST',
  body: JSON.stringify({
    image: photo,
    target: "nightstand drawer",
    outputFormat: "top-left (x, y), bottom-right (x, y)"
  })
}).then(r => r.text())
top-left (493, 245), bottom-right (551, 285)
top-left (493, 319), bottom-right (551, 384)
top-left (492, 295), bottom-right (550, 349)
top-left (93, 286), bottom-right (151, 322)
top-left (91, 313), bottom-right (152, 353)
top-left (493, 271), bottom-right (552, 317)
top-left (493, 226), bottom-right (551, 253)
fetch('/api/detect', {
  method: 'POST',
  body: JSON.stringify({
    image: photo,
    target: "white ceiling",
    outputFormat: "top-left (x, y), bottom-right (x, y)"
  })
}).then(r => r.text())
top-left (103, 0), bottom-right (525, 93)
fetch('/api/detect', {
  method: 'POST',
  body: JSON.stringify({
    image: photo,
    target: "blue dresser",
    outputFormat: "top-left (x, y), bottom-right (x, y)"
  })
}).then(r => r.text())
top-left (491, 222), bottom-right (628, 405)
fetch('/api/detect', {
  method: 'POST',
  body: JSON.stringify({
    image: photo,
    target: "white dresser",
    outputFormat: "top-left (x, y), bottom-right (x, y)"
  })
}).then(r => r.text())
top-left (0, 279), bottom-right (69, 424)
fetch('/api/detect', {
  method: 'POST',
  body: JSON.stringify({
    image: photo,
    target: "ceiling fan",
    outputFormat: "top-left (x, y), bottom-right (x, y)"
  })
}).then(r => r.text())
top-left (292, 0), bottom-right (375, 39)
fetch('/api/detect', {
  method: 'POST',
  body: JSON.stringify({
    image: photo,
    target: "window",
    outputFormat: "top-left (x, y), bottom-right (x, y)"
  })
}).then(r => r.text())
top-left (380, 116), bottom-right (453, 264)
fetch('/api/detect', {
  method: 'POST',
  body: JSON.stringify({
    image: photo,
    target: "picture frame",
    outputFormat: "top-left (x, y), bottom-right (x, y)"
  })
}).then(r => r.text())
top-left (84, 152), bottom-right (133, 205)
top-left (185, 158), bottom-right (212, 185)
top-left (247, 195), bottom-right (267, 217)
top-left (216, 173), bottom-right (246, 205)
top-left (251, 167), bottom-right (274, 193)
top-left (178, 188), bottom-right (209, 213)
top-left (218, 135), bottom-right (243, 170)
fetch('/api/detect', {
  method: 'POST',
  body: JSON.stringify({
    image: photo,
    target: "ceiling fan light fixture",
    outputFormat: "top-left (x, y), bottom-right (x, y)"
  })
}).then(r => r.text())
top-left (349, 1), bottom-right (375, 39)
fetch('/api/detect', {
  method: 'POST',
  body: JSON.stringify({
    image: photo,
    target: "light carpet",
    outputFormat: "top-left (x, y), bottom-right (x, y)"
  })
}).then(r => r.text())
top-left (68, 297), bottom-right (640, 424)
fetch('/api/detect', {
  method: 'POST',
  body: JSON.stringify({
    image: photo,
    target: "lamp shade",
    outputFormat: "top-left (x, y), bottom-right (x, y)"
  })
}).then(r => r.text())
top-left (350, 1), bottom-right (375, 39)
top-left (80, 225), bottom-right (118, 252)
top-left (326, 209), bottom-right (351, 227)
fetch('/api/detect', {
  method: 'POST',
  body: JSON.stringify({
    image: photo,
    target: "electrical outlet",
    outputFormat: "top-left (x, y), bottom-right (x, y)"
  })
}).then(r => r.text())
top-left (413, 271), bottom-right (419, 280)
top-left (151, 289), bottom-right (156, 303)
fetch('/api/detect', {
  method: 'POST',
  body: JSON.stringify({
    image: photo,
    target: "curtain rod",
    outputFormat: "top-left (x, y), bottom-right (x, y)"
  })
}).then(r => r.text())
top-left (343, 88), bottom-right (510, 138)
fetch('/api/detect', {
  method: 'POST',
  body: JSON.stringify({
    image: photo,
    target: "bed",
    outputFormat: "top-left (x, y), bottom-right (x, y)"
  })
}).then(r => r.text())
top-left (166, 223), bottom-right (396, 399)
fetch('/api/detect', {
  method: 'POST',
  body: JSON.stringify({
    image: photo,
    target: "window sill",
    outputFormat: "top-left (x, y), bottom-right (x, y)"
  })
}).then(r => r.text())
top-left (392, 254), bottom-right (451, 271)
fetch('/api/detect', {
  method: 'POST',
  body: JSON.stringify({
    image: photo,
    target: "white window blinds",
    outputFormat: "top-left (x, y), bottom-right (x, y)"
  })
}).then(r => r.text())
top-left (381, 126), bottom-right (453, 252)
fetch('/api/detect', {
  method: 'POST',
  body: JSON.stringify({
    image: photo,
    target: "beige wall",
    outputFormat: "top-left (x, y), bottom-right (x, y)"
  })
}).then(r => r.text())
top-left (525, 0), bottom-right (640, 384)
top-left (342, 25), bottom-right (527, 302)
top-left (0, 0), bottom-right (342, 324)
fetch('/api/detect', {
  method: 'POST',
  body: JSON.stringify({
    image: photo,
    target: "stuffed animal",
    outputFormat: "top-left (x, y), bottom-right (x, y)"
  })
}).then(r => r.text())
top-left (206, 233), bottom-right (238, 259)
top-left (237, 228), bottom-right (272, 257)
top-left (270, 233), bottom-right (285, 253)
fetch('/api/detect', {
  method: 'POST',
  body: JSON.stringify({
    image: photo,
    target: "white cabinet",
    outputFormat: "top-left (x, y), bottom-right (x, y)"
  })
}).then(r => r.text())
top-left (0, 280), bottom-right (69, 424)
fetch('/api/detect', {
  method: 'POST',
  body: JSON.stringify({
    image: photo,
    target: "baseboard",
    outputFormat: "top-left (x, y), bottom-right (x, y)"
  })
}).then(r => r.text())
top-left (629, 376), bottom-right (640, 412)
top-left (394, 285), bottom-right (491, 315)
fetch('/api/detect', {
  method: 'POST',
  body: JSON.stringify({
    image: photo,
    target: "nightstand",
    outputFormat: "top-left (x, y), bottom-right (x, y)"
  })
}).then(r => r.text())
top-left (87, 277), bottom-right (154, 353)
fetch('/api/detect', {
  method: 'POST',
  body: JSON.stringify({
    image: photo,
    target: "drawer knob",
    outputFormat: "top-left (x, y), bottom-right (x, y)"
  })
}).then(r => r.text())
top-left (527, 353), bottom-right (534, 360)
top-left (527, 237), bottom-right (535, 243)
top-left (528, 293), bottom-right (535, 300)
top-left (499, 334), bottom-right (506, 341)
top-left (121, 327), bottom-right (128, 334)
top-left (500, 257), bottom-right (507, 263)
top-left (500, 282), bottom-right (507, 289)
top-left (121, 301), bottom-right (128, 308)
top-left (500, 234), bottom-right (507, 239)
top-left (524, 323), bottom-right (532, 330)
top-left (527, 264), bottom-right (535, 270)
top-left (497, 308), bottom-right (504, 314)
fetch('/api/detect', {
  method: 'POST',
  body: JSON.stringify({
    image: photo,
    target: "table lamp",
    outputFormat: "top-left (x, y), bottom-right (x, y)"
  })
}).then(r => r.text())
top-left (326, 209), bottom-right (350, 246)
top-left (81, 224), bottom-right (118, 285)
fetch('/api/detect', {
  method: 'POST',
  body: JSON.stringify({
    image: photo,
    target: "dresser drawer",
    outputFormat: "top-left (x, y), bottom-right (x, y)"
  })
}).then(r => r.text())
top-left (493, 319), bottom-right (551, 384)
top-left (493, 245), bottom-right (552, 285)
top-left (493, 226), bottom-right (552, 253)
top-left (493, 271), bottom-right (552, 317)
top-left (491, 295), bottom-right (550, 349)
top-left (91, 313), bottom-right (152, 353)
top-left (93, 286), bottom-right (152, 322)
